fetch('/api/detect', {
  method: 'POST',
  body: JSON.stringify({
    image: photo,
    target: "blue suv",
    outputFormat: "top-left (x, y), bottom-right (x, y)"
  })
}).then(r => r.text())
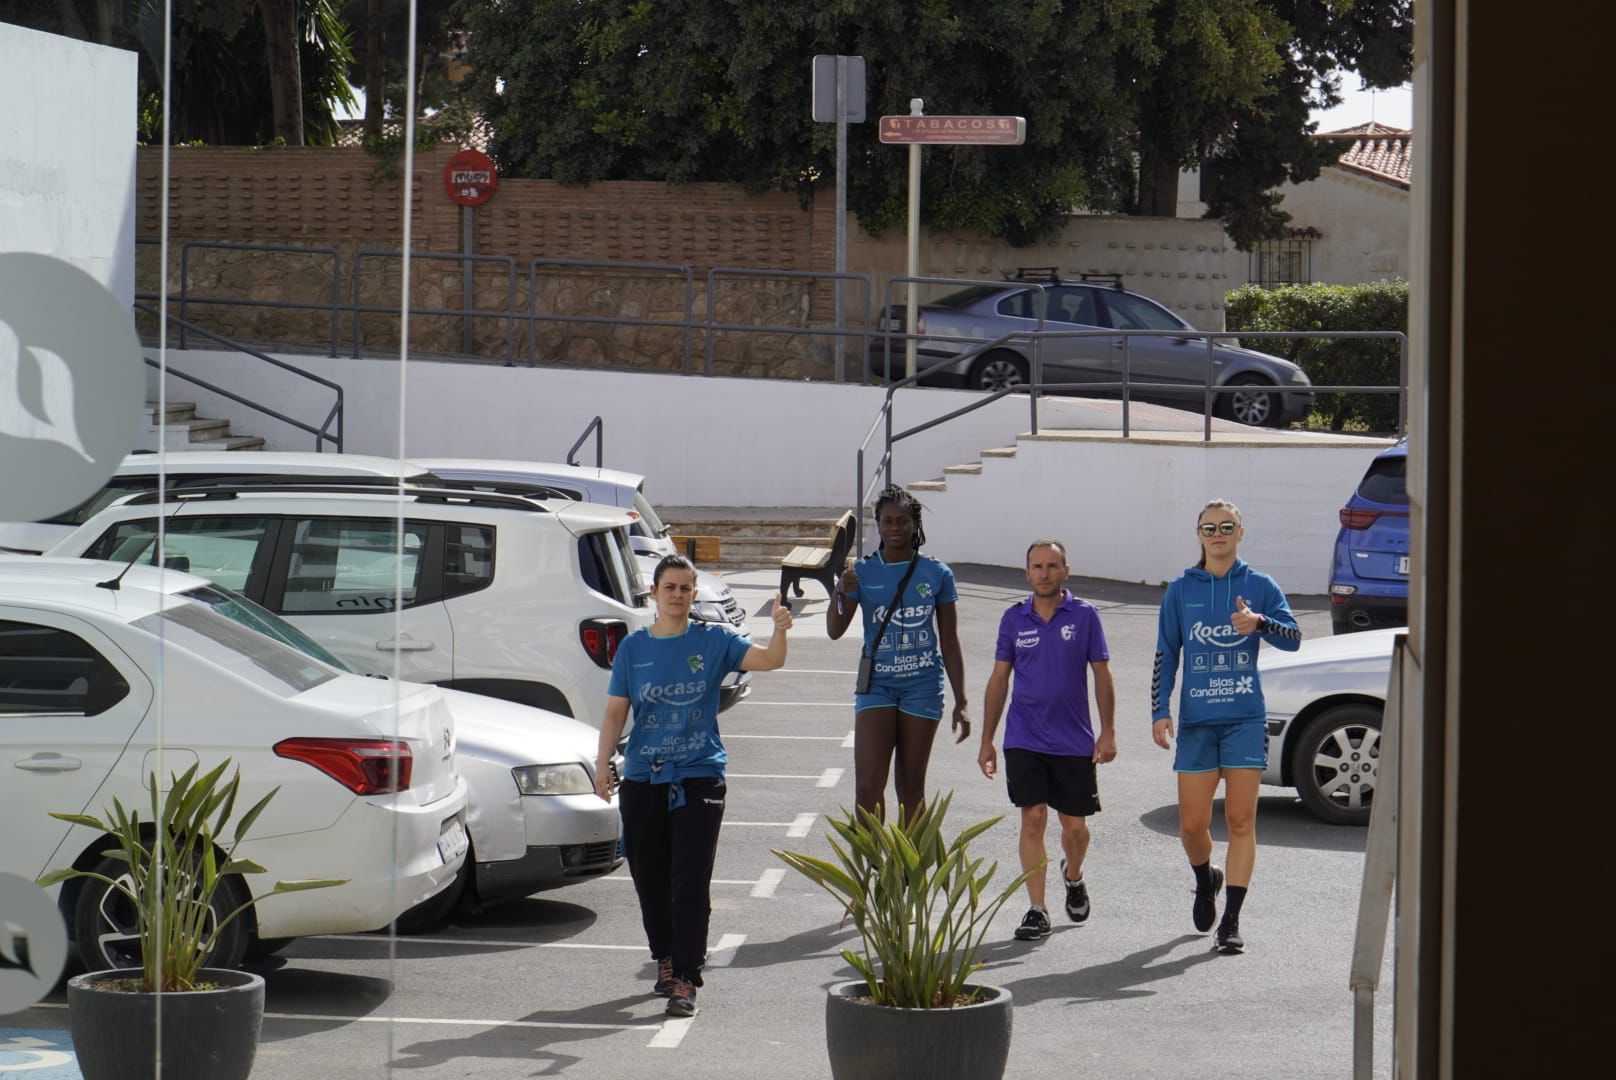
top-left (1330, 441), bottom-right (1409, 633)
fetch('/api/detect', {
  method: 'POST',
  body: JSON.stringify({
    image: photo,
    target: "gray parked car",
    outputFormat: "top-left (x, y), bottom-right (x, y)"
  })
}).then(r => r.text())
top-left (871, 271), bottom-right (1314, 427)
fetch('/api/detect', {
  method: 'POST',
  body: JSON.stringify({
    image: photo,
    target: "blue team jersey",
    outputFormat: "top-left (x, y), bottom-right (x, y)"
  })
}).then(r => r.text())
top-left (608, 621), bottom-right (753, 782)
top-left (853, 551), bottom-right (957, 685)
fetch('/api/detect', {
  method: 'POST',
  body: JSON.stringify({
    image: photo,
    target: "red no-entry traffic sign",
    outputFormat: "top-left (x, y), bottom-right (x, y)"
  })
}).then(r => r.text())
top-left (879, 114), bottom-right (1026, 145)
top-left (444, 148), bottom-right (498, 206)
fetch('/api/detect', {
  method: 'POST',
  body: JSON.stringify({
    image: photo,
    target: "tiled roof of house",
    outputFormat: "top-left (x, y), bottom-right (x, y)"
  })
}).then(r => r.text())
top-left (1317, 122), bottom-right (1412, 189)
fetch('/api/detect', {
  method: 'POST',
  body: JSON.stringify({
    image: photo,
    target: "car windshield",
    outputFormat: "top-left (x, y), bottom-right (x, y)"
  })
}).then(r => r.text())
top-left (633, 490), bottom-right (666, 538)
top-left (177, 583), bottom-right (354, 671)
top-left (132, 601), bottom-right (337, 695)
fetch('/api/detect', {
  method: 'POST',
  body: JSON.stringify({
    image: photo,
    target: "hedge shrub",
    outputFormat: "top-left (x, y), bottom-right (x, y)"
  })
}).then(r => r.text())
top-left (1224, 279), bottom-right (1408, 432)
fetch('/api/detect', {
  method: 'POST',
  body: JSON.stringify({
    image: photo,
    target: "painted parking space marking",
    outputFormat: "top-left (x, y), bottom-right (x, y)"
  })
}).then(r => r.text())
top-left (0, 1030), bottom-right (76, 1076)
top-left (648, 1017), bottom-right (695, 1049)
top-left (705, 933), bottom-right (746, 968)
top-left (314, 933), bottom-right (648, 951)
top-left (842, 729), bottom-right (856, 747)
top-left (601, 874), bottom-right (779, 888)
top-left (787, 812), bottom-right (817, 838)
top-left (817, 768), bottom-right (844, 788)
top-left (750, 869), bottom-right (786, 899)
top-left (730, 772), bottom-right (829, 781)
top-left (732, 701), bottom-right (847, 706)
top-left (720, 813), bottom-right (817, 834)
top-left (722, 733), bottom-right (845, 741)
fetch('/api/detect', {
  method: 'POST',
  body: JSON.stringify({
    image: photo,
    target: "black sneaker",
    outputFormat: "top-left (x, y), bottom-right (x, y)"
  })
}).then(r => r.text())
top-left (1214, 920), bottom-right (1245, 954)
top-left (665, 977), bottom-right (698, 1017)
top-left (1192, 865), bottom-right (1225, 933)
top-left (653, 956), bottom-right (675, 997)
top-left (1059, 859), bottom-right (1091, 923)
top-left (1012, 906), bottom-right (1052, 941)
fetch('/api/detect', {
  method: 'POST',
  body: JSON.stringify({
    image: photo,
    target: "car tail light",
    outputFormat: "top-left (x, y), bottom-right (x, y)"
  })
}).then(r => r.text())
top-left (580, 618), bottom-right (628, 669)
top-left (1338, 507), bottom-right (1381, 530)
top-left (275, 738), bottom-right (412, 794)
top-left (915, 312), bottom-right (927, 334)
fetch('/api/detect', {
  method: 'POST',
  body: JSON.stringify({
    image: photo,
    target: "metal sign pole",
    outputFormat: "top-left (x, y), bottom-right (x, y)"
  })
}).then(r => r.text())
top-left (835, 57), bottom-right (847, 382)
top-left (461, 205), bottom-right (475, 353)
top-left (905, 98), bottom-right (923, 380)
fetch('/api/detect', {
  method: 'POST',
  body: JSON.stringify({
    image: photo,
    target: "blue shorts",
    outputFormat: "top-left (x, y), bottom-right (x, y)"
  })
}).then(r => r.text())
top-left (1174, 721), bottom-right (1268, 773)
top-left (854, 679), bottom-right (944, 721)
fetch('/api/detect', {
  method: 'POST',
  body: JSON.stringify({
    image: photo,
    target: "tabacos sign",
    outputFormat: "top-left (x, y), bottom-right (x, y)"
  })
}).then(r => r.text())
top-left (0, 253), bottom-right (145, 521)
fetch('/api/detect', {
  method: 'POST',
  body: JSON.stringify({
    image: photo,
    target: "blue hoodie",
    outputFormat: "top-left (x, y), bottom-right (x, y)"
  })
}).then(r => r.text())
top-left (1151, 558), bottom-right (1301, 726)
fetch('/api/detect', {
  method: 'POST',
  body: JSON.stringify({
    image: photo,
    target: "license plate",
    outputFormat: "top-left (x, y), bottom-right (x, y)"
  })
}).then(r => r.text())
top-left (1397, 556), bottom-right (1410, 575)
top-left (437, 816), bottom-right (469, 864)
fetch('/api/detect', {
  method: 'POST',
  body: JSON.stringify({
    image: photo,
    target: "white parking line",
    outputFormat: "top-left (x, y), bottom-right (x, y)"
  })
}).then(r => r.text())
top-left (733, 701), bottom-right (847, 706)
top-left (724, 820), bottom-right (803, 828)
top-left (705, 933), bottom-right (747, 967)
top-left (601, 874), bottom-right (775, 887)
top-left (817, 767), bottom-right (844, 788)
top-left (750, 868), bottom-right (786, 899)
top-left (723, 733), bottom-right (845, 741)
top-left (841, 729), bottom-right (856, 748)
top-left (730, 772), bottom-right (829, 780)
top-left (787, 812), bottom-right (817, 838)
top-left (314, 934), bottom-right (646, 951)
top-left (36, 999), bottom-right (665, 1037)
top-left (649, 1017), bottom-right (695, 1048)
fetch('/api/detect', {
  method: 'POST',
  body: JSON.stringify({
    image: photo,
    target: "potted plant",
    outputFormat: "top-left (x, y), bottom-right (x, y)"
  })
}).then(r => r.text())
top-left (773, 793), bottom-right (1035, 1080)
top-left (37, 760), bottom-right (343, 1080)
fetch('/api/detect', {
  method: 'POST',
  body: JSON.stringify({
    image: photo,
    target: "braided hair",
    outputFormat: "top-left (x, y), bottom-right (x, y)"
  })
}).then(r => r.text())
top-left (871, 486), bottom-right (927, 554)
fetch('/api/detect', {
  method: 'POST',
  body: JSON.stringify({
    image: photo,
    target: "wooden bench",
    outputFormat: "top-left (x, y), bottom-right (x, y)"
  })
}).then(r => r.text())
top-left (668, 534), bottom-right (722, 565)
top-left (779, 510), bottom-right (856, 604)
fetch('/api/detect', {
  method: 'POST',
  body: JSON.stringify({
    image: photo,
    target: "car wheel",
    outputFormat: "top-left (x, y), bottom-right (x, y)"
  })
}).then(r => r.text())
top-left (72, 853), bottom-right (249, 972)
top-left (393, 846), bottom-right (473, 935)
top-left (1219, 374), bottom-right (1282, 427)
top-left (968, 351), bottom-right (1029, 392)
top-left (1290, 704), bottom-right (1383, 826)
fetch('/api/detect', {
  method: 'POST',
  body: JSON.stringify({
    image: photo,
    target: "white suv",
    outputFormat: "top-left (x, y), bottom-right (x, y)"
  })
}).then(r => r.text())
top-left (413, 458), bottom-right (751, 708)
top-left (47, 484), bottom-right (651, 726)
top-left (0, 558), bottom-right (469, 971)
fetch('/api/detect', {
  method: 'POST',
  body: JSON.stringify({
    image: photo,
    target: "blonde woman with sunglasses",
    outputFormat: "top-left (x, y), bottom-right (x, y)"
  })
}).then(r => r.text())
top-left (1150, 499), bottom-right (1300, 954)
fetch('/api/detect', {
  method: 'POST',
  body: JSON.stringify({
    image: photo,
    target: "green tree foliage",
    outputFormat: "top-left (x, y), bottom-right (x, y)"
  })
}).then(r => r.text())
top-left (462, 0), bottom-right (1150, 245)
top-left (0, 0), bottom-right (356, 145)
top-left (1225, 278), bottom-right (1407, 431)
top-left (337, 0), bottom-right (463, 137)
top-left (459, 0), bottom-right (1410, 248)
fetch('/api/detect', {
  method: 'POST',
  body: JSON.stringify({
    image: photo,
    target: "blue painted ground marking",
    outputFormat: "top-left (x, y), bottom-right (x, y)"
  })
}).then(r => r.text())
top-left (0, 1028), bottom-right (80, 1077)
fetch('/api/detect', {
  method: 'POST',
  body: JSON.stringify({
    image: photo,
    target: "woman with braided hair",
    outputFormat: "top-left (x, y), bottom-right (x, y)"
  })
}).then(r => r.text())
top-left (826, 487), bottom-right (970, 822)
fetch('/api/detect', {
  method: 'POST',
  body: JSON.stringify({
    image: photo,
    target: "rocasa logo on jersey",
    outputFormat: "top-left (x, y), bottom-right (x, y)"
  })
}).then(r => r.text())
top-left (639, 680), bottom-right (709, 706)
top-left (872, 603), bottom-right (930, 625)
top-left (1189, 620), bottom-right (1248, 647)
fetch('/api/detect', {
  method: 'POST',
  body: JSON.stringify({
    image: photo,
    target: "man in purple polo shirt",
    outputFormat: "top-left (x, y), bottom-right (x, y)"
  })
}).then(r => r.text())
top-left (978, 539), bottom-right (1116, 941)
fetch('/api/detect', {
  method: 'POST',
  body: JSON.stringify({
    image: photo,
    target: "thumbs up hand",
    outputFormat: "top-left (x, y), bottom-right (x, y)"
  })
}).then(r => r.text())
top-left (1231, 595), bottom-right (1263, 635)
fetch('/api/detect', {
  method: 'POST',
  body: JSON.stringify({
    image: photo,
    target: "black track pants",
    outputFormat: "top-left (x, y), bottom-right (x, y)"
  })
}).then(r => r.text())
top-left (618, 777), bottom-right (726, 984)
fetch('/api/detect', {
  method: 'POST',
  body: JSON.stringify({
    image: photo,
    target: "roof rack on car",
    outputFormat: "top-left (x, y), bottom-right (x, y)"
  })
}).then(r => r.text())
top-left (429, 478), bottom-right (579, 504)
top-left (1008, 267), bottom-right (1062, 283)
top-left (121, 483), bottom-right (558, 514)
top-left (1079, 272), bottom-right (1125, 290)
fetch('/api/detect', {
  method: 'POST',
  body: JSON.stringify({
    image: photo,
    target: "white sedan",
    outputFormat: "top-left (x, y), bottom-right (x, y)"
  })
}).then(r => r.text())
top-left (0, 558), bottom-right (470, 970)
top-left (1260, 626), bottom-right (1401, 825)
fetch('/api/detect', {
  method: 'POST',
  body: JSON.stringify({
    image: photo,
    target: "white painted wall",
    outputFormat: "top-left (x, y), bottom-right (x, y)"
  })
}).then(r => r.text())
top-left (0, 23), bottom-right (138, 304)
top-left (915, 432), bottom-right (1394, 594)
top-left (1271, 169), bottom-right (1409, 285)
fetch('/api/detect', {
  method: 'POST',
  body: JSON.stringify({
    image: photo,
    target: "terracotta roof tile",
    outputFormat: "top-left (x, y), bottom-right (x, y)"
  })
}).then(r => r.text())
top-left (1316, 122), bottom-right (1412, 188)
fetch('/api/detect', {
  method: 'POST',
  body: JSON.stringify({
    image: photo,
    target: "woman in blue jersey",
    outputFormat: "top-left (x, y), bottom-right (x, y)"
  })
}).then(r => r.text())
top-left (826, 487), bottom-right (970, 823)
top-left (1150, 499), bottom-right (1301, 955)
top-left (594, 554), bottom-right (792, 1018)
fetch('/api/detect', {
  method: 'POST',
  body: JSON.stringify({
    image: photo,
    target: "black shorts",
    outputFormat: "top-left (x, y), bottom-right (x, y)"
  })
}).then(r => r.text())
top-left (1004, 748), bottom-right (1101, 818)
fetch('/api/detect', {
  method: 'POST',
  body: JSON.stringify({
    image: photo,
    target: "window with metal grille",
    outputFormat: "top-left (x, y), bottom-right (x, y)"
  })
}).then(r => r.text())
top-left (1250, 239), bottom-right (1314, 287)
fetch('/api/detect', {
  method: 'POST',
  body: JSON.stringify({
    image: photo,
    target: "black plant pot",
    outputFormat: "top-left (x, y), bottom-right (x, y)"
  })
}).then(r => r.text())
top-left (825, 979), bottom-right (1013, 1080)
top-left (67, 968), bottom-right (265, 1080)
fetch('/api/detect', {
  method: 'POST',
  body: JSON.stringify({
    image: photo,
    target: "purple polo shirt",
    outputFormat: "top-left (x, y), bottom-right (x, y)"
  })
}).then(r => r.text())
top-left (995, 590), bottom-right (1110, 756)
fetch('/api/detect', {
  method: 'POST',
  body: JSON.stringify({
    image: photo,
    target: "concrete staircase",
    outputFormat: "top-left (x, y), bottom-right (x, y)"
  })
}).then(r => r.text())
top-left (661, 507), bottom-right (855, 571)
top-left (137, 401), bottom-right (266, 452)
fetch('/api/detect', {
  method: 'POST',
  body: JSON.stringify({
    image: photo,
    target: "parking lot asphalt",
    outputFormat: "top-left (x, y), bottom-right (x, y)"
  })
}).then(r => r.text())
top-left (6, 563), bottom-right (1392, 1079)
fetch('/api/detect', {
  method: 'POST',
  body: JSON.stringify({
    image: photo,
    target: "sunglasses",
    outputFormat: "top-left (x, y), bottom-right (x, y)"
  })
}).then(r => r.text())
top-left (1198, 521), bottom-right (1238, 537)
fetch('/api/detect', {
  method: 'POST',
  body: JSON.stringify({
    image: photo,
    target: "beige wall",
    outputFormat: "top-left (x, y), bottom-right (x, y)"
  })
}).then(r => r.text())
top-left (1270, 167), bottom-right (1410, 285)
top-left (847, 214), bottom-right (1244, 331)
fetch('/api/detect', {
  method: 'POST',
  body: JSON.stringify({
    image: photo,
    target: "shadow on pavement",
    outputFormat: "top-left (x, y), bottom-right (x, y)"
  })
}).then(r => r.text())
top-left (1139, 797), bottom-right (1367, 853)
top-left (719, 919), bottom-right (861, 971)
top-left (387, 992), bottom-right (656, 1075)
top-left (257, 970), bottom-right (395, 1040)
top-left (992, 935), bottom-right (1220, 1006)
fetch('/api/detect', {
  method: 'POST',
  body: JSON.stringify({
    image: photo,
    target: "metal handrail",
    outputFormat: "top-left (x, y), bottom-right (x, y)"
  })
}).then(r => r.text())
top-left (134, 303), bottom-right (343, 452)
top-left (705, 267), bottom-right (873, 378)
top-left (351, 250), bottom-right (519, 364)
top-left (529, 258), bottom-right (696, 371)
top-left (567, 416), bottom-right (605, 468)
top-left (178, 242), bottom-right (344, 356)
top-left (1350, 633), bottom-right (1406, 1080)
